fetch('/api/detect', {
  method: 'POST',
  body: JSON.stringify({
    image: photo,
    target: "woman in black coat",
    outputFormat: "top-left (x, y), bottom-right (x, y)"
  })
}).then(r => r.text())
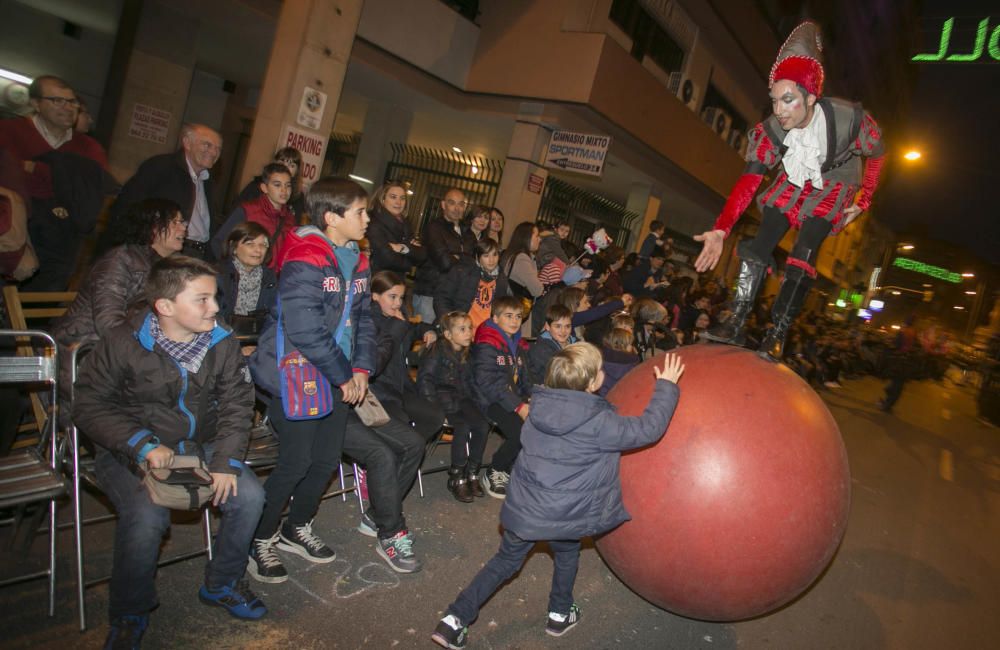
top-left (367, 181), bottom-right (427, 275)
top-left (216, 221), bottom-right (277, 336)
top-left (370, 271), bottom-right (445, 441)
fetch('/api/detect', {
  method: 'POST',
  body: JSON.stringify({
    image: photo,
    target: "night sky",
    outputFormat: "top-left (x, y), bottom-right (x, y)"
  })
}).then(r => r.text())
top-left (875, 1), bottom-right (1000, 266)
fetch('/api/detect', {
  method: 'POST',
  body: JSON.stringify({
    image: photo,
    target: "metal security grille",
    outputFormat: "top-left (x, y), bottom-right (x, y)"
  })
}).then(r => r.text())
top-left (537, 177), bottom-right (640, 250)
top-left (323, 133), bottom-right (360, 178)
top-left (383, 144), bottom-right (503, 233)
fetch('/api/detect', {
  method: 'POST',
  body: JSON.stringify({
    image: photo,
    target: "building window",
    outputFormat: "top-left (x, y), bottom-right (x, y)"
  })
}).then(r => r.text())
top-left (702, 83), bottom-right (748, 136)
top-left (610, 0), bottom-right (686, 73)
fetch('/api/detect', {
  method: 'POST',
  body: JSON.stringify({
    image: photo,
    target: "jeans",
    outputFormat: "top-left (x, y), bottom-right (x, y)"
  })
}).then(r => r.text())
top-left (411, 294), bottom-right (436, 325)
top-left (883, 376), bottom-right (906, 410)
top-left (448, 530), bottom-right (581, 624)
top-left (446, 399), bottom-right (490, 467)
top-left (342, 412), bottom-right (424, 539)
top-left (486, 403), bottom-right (524, 473)
top-left (255, 396), bottom-right (349, 538)
top-left (94, 446), bottom-right (265, 620)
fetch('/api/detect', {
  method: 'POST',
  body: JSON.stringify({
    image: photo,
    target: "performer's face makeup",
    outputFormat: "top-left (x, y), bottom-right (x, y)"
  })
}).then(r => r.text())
top-left (770, 79), bottom-right (815, 130)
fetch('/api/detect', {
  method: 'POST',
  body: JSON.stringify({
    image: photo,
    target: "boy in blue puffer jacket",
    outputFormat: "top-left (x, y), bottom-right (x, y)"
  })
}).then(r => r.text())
top-left (432, 344), bottom-right (684, 648)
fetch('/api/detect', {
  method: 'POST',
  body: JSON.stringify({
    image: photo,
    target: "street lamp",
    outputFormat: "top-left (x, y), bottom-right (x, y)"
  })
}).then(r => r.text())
top-left (900, 244), bottom-right (915, 250)
top-left (961, 272), bottom-right (975, 278)
top-left (904, 150), bottom-right (922, 161)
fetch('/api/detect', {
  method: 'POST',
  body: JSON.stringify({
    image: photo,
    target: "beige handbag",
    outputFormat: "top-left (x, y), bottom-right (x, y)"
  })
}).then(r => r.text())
top-left (142, 455), bottom-right (214, 510)
top-left (355, 391), bottom-right (391, 428)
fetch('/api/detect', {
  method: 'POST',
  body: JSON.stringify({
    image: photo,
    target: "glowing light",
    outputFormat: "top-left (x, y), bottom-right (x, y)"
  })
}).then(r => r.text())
top-left (965, 291), bottom-right (976, 295)
top-left (891, 290), bottom-right (901, 296)
top-left (892, 257), bottom-right (961, 283)
top-left (452, 147), bottom-right (462, 153)
top-left (901, 244), bottom-right (915, 250)
top-left (470, 164), bottom-right (479, 174)
top-left (348, 174), bottom-right (373, 185)
top-left (891, 325), bottom-right (901, 330)
top-left (961, 272), bottom-right (975, 278)
top-left (903, 151), bottom-right (921, 161)
top-left (835, 299), bottom-right (847, 308)
top-left (954, 305), bottom-right (965, 310)
top-left (0, 67), bottom-right (32, 84)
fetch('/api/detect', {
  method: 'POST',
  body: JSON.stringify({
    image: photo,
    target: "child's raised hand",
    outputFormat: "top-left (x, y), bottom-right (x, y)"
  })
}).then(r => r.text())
top-left (653, 353), bottom-right (684, 384)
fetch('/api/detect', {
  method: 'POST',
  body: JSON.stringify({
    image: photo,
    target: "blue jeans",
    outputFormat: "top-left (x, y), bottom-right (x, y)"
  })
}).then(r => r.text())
top-left (95, 446), bottom-right (264, 620)
top-left (411, 294), bottom-right (436, 325)
top-left (447, 530), bottom-right (581, 624)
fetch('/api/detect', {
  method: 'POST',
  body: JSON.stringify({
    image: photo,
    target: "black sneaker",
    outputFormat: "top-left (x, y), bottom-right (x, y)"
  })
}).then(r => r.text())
top-left (377, 529), bottom-right (423, 573)
top-left (481, 468), bottom-right (509, 499)
top-left (277, 520), bottom-right (336, 563)
top-left (248, 533), bottom-right (288, 583)
top-left (198, 579), bottom-right (268, 620)
top-left (545, 603), bottom-right (581, 637)
top-left (103, 615), bottom-right (148, 650)
top-left (431, 614), bottom-right (468, 649)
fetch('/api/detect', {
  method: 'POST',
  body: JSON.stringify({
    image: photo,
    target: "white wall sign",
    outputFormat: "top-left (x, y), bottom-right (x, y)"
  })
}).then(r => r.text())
top-left (127, 103), bottom-right (171, 144)
top-left (278, 124), bottom-right (327, 189)
top-left (296, 86), bottom-right (327, 130)
top-left (543, 130), bottom-right (611, 177)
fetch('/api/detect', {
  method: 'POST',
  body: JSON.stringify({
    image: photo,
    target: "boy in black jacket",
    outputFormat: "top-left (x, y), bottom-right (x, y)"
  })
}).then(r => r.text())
top-left (74, 256), bottom-right (265, 649)
top-left (525, 304), bottom-right (575, 386)
top-left (471, 296), bottom-right (530, 498)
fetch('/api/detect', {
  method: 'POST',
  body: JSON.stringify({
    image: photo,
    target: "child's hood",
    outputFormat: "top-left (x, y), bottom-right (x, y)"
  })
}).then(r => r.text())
top-left (528, 386), bottom-right (607, 437)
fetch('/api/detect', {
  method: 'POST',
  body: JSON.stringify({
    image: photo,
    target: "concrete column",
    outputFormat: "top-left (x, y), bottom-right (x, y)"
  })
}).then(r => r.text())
top-left (351, 102), bottom-right (413, 186)
top-left (106, 2), bottom-right (198, 182)
top-left (240, 0), bottom-right (363, 189)
top-left (626, 182), bottom-right (661, 253)
top-left (493, 105), bottom-right (552, 245)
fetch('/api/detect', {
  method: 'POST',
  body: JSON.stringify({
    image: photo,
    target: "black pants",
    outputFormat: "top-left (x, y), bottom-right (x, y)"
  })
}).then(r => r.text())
top-left (21, 213), bottom-right (81, 291)
top-left (255, 396), bottom-right (349, 539)
top-left (380, 385), bottom-right (446, 442)
top-left (342, 413), bottom-right (423, 539)
top-left (743, 206), bottom-right (833, 269)
top-left (445, 398), bottom-right (491, 467)
top-left (447, 530), bottom-right (581, 624)
top-left (486, 403), bottom-right (524, 473)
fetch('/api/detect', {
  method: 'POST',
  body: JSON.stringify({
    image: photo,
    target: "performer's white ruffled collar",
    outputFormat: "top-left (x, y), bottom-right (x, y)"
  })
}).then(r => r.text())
top-left (782, 108), bottom-right (827, 188)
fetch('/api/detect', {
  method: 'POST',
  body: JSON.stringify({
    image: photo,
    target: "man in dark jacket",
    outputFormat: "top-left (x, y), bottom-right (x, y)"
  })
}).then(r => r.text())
top-left (433, 344), bottom-right (683, 648)
top-left (73, 256), bottom-right (266, 647)
top-left (412, 188), bottom-right (467, 323)
top-left (107, 124), bottom-right (222, 259)
top-left (471, 296), bottom-right (531, 498)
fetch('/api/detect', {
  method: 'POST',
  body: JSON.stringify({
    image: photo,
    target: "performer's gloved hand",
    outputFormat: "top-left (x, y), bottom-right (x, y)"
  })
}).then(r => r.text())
top-left (693, 229), bottom-right (726, 273)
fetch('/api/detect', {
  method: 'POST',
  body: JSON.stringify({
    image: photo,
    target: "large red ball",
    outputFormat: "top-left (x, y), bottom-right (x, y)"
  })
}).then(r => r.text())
top-left (597, 345), bottom-right (850, 621)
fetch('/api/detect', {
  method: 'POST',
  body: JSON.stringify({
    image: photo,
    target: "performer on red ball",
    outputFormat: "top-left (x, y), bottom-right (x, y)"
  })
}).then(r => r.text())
top-left (696, 21), bottom-right (885, 360)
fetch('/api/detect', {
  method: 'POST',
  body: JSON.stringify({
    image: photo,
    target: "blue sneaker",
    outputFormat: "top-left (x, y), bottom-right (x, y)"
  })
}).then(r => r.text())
top-left (198, 579), bottom-right (267, 620)
top-left (104, 614), bottom-right (148, 650)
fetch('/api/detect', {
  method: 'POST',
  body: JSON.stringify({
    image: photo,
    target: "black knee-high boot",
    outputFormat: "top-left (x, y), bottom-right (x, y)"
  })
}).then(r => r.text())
top-left (704, 244), bottom-right (770, 346)
top-left (759, 266), bottom-right (813, 362)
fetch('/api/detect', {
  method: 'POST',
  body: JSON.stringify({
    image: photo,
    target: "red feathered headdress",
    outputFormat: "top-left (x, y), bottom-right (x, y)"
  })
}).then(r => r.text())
top-left (769, 21), bottom-right (825, 97)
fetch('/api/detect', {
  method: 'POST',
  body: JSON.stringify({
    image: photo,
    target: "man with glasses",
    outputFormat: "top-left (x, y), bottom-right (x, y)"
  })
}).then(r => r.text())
top-left (0, 75), bottom-right (109, 290)
top-left (106, 123), bottom-right (223, 260)
top-left (412, 188), bottom-right (469, 324)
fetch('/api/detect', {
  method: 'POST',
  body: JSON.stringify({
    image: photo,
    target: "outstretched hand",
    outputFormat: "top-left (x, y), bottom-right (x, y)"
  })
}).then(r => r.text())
top-left (841, 205), bottom-right (863, 227)
top-left (693, 229), bottom-right (725, 273)
top-left (654, 353), bottom-right (685, 384)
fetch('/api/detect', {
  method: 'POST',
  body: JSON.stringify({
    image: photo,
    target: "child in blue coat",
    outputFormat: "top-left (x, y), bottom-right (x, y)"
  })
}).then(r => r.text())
top-left (432, 344), bottom-right (684, 648)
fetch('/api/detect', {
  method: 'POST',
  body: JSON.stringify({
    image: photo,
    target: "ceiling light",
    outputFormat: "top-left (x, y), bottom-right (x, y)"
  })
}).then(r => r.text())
top-left (348, 174), bottom-right (373, 185)
top-left (452, 147), bottom-right (462, 153)
top-left (0, 67), bottom-right (32, 84)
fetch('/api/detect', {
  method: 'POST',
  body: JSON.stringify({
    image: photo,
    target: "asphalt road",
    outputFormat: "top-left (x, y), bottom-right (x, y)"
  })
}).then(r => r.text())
top-left (2, 371), bottom-right (998, 649)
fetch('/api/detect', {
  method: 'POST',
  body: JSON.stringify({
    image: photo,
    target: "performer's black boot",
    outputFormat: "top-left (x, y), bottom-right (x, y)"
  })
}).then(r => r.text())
top-left (759, 267), bottom-right (813, 362)
top-left (703, 254), bottom-right (768, 346)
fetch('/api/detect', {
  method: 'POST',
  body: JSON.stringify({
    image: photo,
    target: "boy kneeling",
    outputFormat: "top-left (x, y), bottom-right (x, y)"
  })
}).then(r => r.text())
top-left (433, 344), bottom-right (684, 648)
top-left (74, 256), bottom-right (265, 649)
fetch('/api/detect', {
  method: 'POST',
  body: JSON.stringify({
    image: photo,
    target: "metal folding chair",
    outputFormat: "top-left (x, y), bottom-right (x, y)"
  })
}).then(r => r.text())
top-left (0, 330), bottom-right (66, 618)
top-left (67, 342), bottom-right (213, 631)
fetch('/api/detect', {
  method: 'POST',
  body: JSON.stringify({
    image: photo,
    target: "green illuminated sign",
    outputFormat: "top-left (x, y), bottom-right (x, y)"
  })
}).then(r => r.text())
top-left (912, 17), bottom-right (1000, 62)
top-left (892, 257), bottom-right (961, 283)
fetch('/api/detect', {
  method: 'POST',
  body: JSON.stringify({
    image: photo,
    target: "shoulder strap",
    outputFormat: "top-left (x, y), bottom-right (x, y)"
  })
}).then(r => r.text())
top-left (275, 274), bottom-right (355, 367)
